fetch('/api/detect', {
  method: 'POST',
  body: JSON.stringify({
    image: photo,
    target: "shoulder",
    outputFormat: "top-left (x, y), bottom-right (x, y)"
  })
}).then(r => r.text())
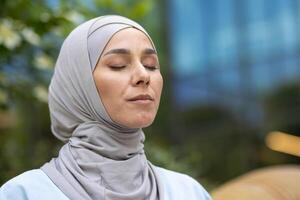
top-left (154, 166), bottom-right (212, 200)
top-left (0, 169), bottom-right (68, 200)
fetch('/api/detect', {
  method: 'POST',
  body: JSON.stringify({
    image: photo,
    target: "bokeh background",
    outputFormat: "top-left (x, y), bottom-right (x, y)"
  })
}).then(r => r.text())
top-left (1, 0), bottom-right (300, 191)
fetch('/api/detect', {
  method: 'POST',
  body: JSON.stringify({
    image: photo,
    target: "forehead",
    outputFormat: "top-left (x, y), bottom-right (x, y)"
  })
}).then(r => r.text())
top-left (104, 28), bottom-right (153, 50)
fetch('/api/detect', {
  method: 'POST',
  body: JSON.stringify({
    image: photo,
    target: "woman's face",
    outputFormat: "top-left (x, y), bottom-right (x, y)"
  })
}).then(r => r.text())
top-left (93, 28), bottom-right (163, 129)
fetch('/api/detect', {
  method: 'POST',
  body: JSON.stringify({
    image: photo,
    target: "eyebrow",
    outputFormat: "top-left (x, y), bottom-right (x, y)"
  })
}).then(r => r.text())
top-left (143, 48), bottom-right (157, 55)
top-left (103, 48), bottom-right (157, 56)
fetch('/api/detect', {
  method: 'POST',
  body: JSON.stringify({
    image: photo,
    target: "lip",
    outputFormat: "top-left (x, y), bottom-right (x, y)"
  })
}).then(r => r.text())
top-left (127, 94), bottom-right (154, 102)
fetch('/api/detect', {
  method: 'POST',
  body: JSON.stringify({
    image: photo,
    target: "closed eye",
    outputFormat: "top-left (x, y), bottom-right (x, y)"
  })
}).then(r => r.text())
top-left (108, 65), bottom-right (126, 70)
top-left (144, 65), bottom-right (159, 71)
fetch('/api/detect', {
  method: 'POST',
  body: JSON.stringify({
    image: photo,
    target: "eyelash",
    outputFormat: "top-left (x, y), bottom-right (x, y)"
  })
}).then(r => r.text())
top-left (109, 65), bottom-right (126, 70)
top-left (108, 65), bottom-right (159, 71)
top-left (144, 65), bottom-right (159, 71)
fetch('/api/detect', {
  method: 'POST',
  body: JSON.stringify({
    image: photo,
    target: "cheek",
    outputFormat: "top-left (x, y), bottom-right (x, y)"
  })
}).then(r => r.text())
top-left (95, 75), bottom-right (110, 101)
top-left (153, 74), bottom-right (163, 98)
top-left (95, 73), bottom-right (129, 119)
top-left (95, 71), bottom-right (125, 99)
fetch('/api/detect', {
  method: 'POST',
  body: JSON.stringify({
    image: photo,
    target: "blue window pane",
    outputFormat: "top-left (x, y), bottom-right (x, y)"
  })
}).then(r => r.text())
top-left (168, 0), bottom-right (300, 109)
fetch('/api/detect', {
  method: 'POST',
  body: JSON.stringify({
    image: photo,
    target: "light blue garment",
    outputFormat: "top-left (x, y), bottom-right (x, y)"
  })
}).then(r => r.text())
top-left (0, 170), bottom-right (68, 200)
top-left (0, 167), bottom-right (211, 200)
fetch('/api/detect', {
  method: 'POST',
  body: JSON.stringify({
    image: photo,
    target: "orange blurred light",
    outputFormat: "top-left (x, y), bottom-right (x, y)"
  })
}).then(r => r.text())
top-left (266, 131), bottom-right (300, 157)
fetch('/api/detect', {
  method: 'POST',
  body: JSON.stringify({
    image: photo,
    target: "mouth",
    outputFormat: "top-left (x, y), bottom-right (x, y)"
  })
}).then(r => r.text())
top-left (127, 94), bottom-right (154, 103)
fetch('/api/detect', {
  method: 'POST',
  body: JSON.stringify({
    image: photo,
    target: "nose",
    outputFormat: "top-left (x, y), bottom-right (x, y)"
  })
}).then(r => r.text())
top-left (132, 62), bottom-right (150, 86)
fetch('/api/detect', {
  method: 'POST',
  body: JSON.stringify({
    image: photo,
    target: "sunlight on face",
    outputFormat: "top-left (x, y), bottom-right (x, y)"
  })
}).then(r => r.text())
top-left (93, 28), bottom-right (163, 129)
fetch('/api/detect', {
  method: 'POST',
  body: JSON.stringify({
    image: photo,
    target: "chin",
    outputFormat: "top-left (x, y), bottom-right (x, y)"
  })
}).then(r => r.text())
top-left (124, 116), bottom-right (155, 129)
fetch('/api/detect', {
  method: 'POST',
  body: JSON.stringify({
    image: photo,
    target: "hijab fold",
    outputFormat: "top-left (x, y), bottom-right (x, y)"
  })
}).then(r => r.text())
top-left (41, 15), bottom-right (163, 200)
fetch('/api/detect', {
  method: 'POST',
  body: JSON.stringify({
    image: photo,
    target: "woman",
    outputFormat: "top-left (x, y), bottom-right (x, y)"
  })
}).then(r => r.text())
top-left (0, 15), bottom-right (211, 200)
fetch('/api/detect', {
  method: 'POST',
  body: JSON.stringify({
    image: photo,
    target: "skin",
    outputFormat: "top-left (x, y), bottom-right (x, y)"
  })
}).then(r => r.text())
top-left (93, 28), bottom-right (163, 129)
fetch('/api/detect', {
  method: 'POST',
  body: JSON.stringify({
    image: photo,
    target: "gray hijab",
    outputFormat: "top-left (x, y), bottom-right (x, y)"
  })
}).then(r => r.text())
top-left (41, 15), bottom-right (164, 200)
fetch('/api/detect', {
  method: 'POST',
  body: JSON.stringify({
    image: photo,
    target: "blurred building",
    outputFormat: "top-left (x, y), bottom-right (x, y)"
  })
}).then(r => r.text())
top-left (167, 0), bottom-right (300, 125)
